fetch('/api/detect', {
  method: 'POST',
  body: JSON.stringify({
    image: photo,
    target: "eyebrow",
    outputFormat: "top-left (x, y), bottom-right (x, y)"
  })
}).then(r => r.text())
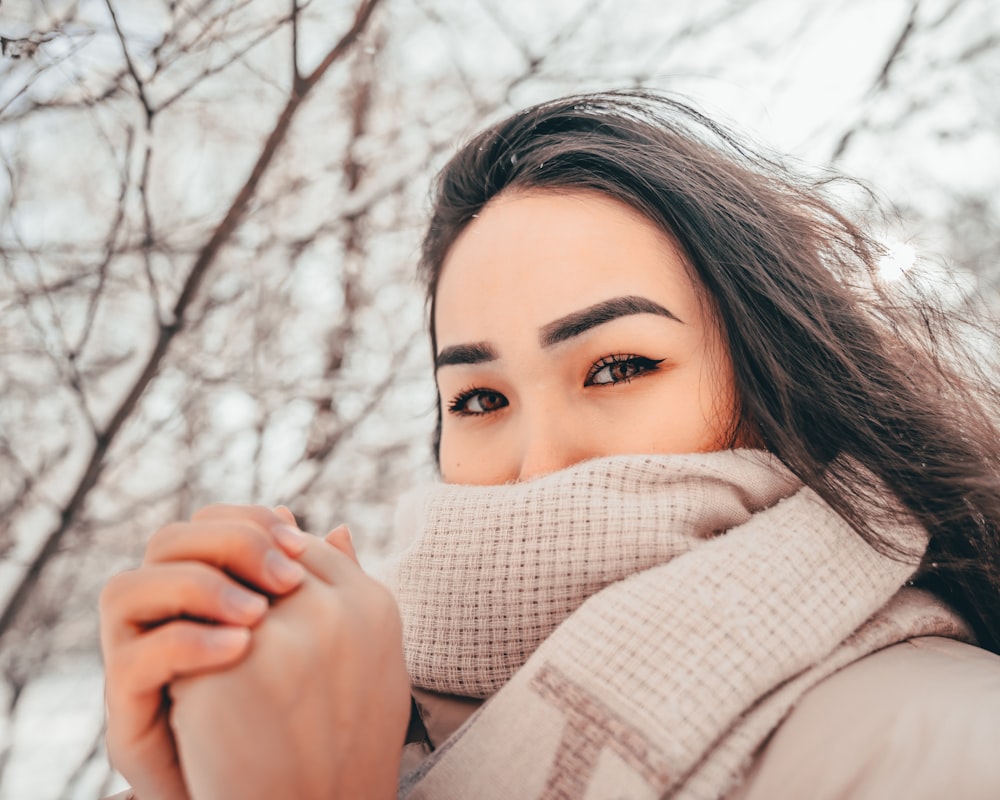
top-left (539, 295), bottom-right (682, 347)
top-left (435, 294), bottom-right (682, 370)
top-left (435, 341), bottom-right (498, 370)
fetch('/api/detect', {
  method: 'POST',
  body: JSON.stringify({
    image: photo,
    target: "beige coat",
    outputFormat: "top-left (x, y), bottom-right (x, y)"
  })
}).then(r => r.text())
top-left (108, 637), bottom-right (1000, 798)
top-left (405, 637), bottom-right (1000, 799)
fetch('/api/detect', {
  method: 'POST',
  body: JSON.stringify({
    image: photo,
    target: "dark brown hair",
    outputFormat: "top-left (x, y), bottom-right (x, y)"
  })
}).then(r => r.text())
top-left (418, 90), bottom-right (1000, 652)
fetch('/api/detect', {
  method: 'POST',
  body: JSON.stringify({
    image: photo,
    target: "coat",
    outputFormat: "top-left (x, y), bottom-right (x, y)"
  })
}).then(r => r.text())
top-left (403, 636), bottom-right (1000, 799)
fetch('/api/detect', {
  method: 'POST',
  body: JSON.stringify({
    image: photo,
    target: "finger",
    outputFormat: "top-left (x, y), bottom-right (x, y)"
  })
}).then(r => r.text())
top-left (193, 503), bottom-right (309, 557)
top-left (104, 622), bottom-right (252, 773)
top-left (100, 564), bottom-right (268, 647)
top-left (192, 503), bottom-right (279, 529)
top-left (297, 535), bottom-right (360, 585)
top-left (272, 506), bottom-right (309, 554)
top-left (324, 524), bottom-right (360, 567)
top-left (144, 520), bottom-right (305, 595)
top-left (107, 621), bottom-right (251, 701)
top-left (271, 521), bottom-right (311, 557)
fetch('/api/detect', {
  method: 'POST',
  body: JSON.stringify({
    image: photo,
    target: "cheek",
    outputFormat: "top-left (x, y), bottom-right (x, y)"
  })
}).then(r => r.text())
top-left (437, 425), bottom-right (463, 482)
top-left (644, 398), bottom-right (719, 454)
top-left (438, 425), bottom-right (506, 485)
top-left (640, 361), bottom-right (738, 454)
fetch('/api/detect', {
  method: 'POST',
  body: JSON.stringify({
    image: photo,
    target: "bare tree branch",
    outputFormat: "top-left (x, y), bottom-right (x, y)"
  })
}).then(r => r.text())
top-left (0, 0), bottom-right (385, 643)
top-left (155, 14), bottom-right (291, 113)
top-left (137, 132), bottom-right (165, 324)
top-left (72, 127), bottom-right (134, 359)
top-left (292, 0), bottom-right (302, 82)
top-left (104, 0), bottom-right (155, 124)
top-left (2, 2), bottom-right (997, 788)
top-left (873, 0), bottom-right (920, 91)
top-left (831, 0), bottom-right (921, 161)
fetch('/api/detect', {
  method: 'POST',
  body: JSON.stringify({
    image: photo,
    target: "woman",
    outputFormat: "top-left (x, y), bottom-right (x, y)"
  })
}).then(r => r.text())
top-left (100, 91), bottom-right (1000, 799)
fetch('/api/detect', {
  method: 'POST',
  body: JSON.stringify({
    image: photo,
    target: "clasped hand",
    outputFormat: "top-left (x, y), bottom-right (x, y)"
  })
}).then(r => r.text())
top-left (99, 505), bottom-right (410, 800)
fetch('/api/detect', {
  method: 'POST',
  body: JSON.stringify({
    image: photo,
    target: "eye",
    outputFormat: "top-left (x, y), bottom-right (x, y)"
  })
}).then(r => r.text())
top-left (586, 355), bottom-right (665, 386)
top-left (447, 387), bottom-right (509, 416)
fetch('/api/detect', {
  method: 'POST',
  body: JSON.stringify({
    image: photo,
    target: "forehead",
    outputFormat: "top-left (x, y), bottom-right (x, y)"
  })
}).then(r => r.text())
top-left (434, 190), bottom-right (706, 345)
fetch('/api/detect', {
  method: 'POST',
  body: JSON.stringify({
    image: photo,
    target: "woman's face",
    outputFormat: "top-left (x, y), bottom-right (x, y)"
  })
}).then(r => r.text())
top-left (434, 190), bottom-right (739, 485)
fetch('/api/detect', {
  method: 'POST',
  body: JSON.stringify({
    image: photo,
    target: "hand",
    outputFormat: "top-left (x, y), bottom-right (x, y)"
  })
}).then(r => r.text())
top-left (99, 505), bottom-right (311, 800)
top-left (169, 530), bottom-right (410, 800)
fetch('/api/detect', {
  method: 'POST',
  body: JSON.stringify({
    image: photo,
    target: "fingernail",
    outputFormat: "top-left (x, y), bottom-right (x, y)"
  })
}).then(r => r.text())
top-left (329, 523), bottom-right (351, 542)
top-left (223, 586), bottom-right (268, 621)
top-left (272, 523), bottom-right (308, 555)
top-left (205, 627), bottom-right (250, 651)
top-left (265, 549), bottom-right (306, 587)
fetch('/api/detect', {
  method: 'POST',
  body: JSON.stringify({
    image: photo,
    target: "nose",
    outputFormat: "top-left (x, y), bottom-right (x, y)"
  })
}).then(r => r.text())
top-left (516, 408), bottom-right (595, 482)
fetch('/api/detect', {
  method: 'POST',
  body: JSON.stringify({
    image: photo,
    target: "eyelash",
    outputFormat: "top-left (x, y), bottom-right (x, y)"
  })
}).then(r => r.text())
top-left (585, 354), bottom-right (665, 387)
top-left (446, 354), bottom-right (665, 417)
top-left (447, 385), bottom-right (509, 417)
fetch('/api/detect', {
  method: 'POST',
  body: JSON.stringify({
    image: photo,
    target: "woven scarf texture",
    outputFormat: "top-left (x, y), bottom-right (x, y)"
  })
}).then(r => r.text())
top-left (383, 450), bottom-right (970, 799)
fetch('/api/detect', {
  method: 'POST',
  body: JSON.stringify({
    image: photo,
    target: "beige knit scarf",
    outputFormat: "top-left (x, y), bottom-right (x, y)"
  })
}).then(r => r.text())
top-left (383, 450), bottom-right (970, 799)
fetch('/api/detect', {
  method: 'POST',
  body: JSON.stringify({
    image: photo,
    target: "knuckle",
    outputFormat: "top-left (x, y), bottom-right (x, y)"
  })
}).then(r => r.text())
top-left (368, 579), bottom-right (398, 615)
top-left (97, 576), bottom-right (121, 613)
top-left (349, 578), bottom-right (401, 632)
top-left (144, 521), bottom-right (189, 560)
top-left (98, 569), bottom-right (137, 614)
top-left (190, 502), bottom-right (230, 521)
top-left (217, 522), bottom-right (273, 566)
top-left (192, 502), bottom-right (274, 526)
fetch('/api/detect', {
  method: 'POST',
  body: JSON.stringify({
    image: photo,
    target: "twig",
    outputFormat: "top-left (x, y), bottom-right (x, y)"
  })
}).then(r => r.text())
top-left (291, 0), bottom-right (302, 82)
top-left (830, 0), bottom-right (921, 162)
top-left (73, 127), bottom-right (134, 358)
top-left (0, 0), bottom-right (385, 642)
top-left (104, 0), bottom-right (155, 123)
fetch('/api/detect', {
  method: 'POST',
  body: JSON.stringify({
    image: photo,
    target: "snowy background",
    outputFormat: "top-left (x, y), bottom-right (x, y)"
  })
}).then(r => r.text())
top-left (0, 0), bottom-right (998, 797)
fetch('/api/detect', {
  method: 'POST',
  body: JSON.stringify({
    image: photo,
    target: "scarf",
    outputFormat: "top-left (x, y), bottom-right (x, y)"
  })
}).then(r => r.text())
top-left (381, 450), bottom-right (970, 799)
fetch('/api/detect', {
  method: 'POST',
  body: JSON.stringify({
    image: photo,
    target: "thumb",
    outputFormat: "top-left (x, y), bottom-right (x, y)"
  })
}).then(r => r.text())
top-left (324, 524), bottom-right (360, 567)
